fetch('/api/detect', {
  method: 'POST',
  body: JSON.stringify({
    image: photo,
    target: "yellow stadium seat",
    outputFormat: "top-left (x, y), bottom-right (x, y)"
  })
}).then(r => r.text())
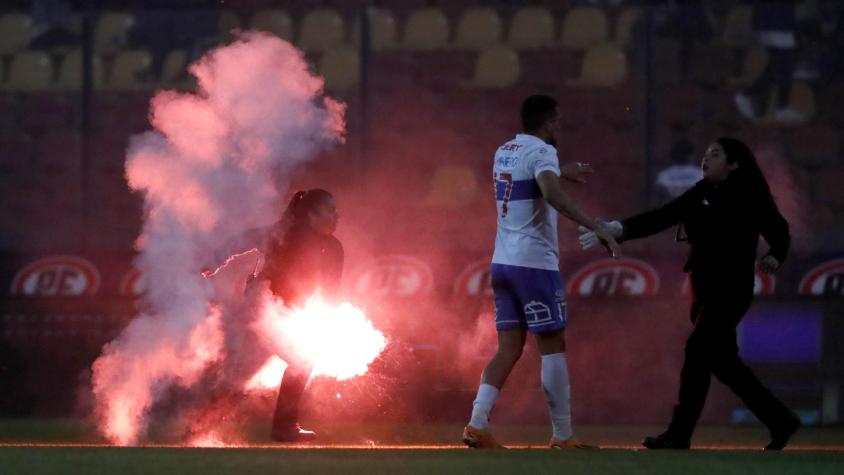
top-left (94, 12), bottom-right (134, 52)
top-left (403, 8), bottom-right (449, 51)
top-left (454, 8), bottom-right (502, 50)
top-left (251, 9), bottom-right (294, 41)
top-left (614, 7), bottom-right (641, 47)
top-left (299, 8), bottom-right (345, 52)
top-left (161, 49), bottom-right (187, 82)
top-left (507, 7), bottom-right (555, 50)
top-left (218, 9), bottom-right (241, 41)
top-left (105, 49), bottom-right (152, 91)
top-left (55, 49), bottom-right (104, 92)
top-left (0, 13), bottom-right (33, 54)
top-left (319, 46), bottom-right (360, 92)
top-left (466, 45), bottom-right (520, 88)
top-left (569, 44), bottom-right (627, 87)
top-left (729, 46), bottom-right (768, 86)
top-left (2, 51), bottom-right (52, 92)
top-left (351, 8), bottom-right (398, 51)
top-left (423, 165), bottom-right (478, 208)
top-left (560, 7), bottom-right (608, 50)
top-left (722, 5), bottom-right (754, 47)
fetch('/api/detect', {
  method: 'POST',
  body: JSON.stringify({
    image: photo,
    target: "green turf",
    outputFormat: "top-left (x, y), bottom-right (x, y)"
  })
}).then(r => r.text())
top-left (2, 447), bottom-right (844, 475)
top-left (2, 420), bottom-right (844, 474)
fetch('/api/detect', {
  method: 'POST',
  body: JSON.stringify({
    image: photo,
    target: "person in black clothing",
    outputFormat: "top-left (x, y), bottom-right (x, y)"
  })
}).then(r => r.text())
top-left (259, 189), bottom-right (343, 442)
top-left (579, 138), bottom-right (800, 450)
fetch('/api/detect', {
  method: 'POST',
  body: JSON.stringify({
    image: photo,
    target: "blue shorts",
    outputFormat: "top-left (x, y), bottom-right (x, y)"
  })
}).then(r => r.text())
top-left (491, 263), bottom-right (567, 333)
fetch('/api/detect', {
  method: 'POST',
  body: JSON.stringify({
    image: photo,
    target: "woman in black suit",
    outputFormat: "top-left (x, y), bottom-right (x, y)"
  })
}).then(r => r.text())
top-left (580, 138), bottom-right (800, 450)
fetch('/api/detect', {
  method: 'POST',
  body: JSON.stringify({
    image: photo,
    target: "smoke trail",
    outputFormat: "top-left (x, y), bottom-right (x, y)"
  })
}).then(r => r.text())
top-left (91, 33), bottom-right (345, 446)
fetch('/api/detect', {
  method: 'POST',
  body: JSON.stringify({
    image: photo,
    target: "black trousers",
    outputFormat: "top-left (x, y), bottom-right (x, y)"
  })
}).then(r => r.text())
top-left (271, 363), bottom-right (311, 435)
top-left (665, 271), bottom-right (795, 440)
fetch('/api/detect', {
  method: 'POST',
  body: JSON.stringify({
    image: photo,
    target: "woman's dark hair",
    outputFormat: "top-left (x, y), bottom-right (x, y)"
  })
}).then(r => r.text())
top-left (716, 137), bottom-right (774, 203)
top-left (282, 188), bottom-right (333, 231)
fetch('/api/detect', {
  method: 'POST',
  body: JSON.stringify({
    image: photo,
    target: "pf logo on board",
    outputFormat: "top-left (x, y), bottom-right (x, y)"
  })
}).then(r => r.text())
top-left (119, 268), bottom-right (146, 297)
top-left (11, 255), bottom-right (100, 296)
top-left (569, 258), bottom-right (660, 297)
top-left (454, 259), bottom-right (493, 298)
top-left (799, 258), bottom-right (844, 296)
top-left (353, 255), bottom-right (434, 298)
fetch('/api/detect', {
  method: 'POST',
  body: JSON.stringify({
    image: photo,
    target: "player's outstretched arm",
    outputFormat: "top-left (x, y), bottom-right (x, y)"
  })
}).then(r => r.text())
top-left (536, 170), bottom-right (621, 257)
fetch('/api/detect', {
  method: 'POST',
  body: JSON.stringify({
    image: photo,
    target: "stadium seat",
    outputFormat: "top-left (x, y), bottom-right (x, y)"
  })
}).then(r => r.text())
top-left (105, 49), bottom-right (152, 91)
top-left (94, 12), bottom-right (134, 52)
top-left (454, 8), bottom-right (502, 51)
top-left (507, 7), bottom-right (555, 50)
top-left (569, 44), bottom-right (627, 87)
top-left (614, 7), bottom-right (641, 47)
top-left (250, 9), bottom-right (293, 41)
top-left (729, 46), bottom-right (768, 86)
top-left (1, 51), bottom-right (52, 92)
top-left (298, 8), bottom-right (345, 52)
top-left (466, 45), bottom-right (520, 88)
top-left (218, 9), bottom-right (241, 41)
top-left (160, 49), bottom-right (187, 83)
top-left (351, 8), bottom-right (398, 51)
top-left (0, 13), bottom-right (32, 55)
top-left (319, 46), bottom-right (359, 92)
top-left (560, 7), bottom-right (608, 50)
top-left (423, 165), bottom-right (478, 208)
top-left (402, 8), bottom-right (449, 50)
top-left (786, 81), bottom-right (816, 121)
top-left (55, 49), bottom-right (104, 92)
top-left (722, 5), bottom-right (754, 48)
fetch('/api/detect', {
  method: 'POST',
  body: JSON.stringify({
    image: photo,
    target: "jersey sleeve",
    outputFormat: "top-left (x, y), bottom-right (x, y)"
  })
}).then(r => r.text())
top-left (528, 145), bottom-right (560, 179)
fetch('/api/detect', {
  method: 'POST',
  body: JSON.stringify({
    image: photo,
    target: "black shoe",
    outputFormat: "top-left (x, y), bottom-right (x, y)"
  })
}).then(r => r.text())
top-left (764, 416), bottom-right (800, 451)
top-left (271, 424), bottom-right (317, 443)
top-left (642, 434), bottom-right (691, 450)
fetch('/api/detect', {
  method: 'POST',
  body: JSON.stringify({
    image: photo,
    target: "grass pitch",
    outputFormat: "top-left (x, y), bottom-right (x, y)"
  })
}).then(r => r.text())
top-left (1, 420), bottom-right (843, 475)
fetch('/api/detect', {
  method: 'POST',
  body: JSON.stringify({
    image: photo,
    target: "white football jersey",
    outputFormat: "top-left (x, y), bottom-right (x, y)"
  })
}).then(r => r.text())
top-left (491, 134), bottom-right (561, 271)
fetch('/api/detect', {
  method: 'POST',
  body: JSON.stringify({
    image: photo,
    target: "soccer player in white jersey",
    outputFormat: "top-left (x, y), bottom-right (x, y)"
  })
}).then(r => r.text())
top-left (463, 95), bottom-right (621, 449)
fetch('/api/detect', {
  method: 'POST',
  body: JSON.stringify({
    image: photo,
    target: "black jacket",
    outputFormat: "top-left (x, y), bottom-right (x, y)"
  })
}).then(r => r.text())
top-left (259, 225), bottom-right (344, 306)
top-left (620, 180), bottom-right (789, 281)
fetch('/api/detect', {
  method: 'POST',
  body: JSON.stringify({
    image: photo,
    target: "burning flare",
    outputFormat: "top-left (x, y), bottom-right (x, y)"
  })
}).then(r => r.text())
top-left (255, 298), bottom-right (388, 383)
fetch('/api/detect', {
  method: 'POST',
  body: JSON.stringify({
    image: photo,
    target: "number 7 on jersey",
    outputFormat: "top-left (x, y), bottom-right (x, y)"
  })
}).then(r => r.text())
top-left (494, 172), bottom-right (513, 218)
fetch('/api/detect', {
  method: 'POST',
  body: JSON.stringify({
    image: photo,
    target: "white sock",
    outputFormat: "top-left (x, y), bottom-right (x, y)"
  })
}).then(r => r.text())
top-left (541, 353), bottom-right (573, 441)
top-left (468, 383), bottom-right (499, 430)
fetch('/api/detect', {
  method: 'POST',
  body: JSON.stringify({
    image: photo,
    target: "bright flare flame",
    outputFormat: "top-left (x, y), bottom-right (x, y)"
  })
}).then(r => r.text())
top-left (257, 298), bottom-right (387, 381)
top-left (245, 355), bottom-right (288, 391)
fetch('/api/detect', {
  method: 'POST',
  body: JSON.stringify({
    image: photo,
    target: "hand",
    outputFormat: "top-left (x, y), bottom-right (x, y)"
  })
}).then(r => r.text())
top-left (560, 162), bottom-right (595, 183)
top-left (578, 220), bottom-right (623, 257)
top-left (756, 255), bottom-right (781, 274)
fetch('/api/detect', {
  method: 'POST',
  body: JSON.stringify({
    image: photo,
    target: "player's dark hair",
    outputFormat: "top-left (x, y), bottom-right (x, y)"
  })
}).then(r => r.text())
top-left (282, 188), bottom-right (334, 231)
top-left (521, 95), bottom-right (558, 133)
top-left (716, 137), bottom-right (775, 205)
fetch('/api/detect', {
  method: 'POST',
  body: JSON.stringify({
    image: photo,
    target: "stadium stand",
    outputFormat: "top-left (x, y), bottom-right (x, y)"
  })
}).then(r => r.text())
top-left (298, 8), bottom-right (345, 52)
top-left (507, 7), bottom-right (555, 50)
top-left (402, 7), bottom-right (449, 51)
top-left (250, 9), bottom-right (294, 41)
top-left (0, 13), bottom-right (31, 55)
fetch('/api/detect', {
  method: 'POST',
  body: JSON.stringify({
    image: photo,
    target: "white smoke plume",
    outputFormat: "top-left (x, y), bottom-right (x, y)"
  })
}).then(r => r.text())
top-left (91, 33), bottom-right (345, 446)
